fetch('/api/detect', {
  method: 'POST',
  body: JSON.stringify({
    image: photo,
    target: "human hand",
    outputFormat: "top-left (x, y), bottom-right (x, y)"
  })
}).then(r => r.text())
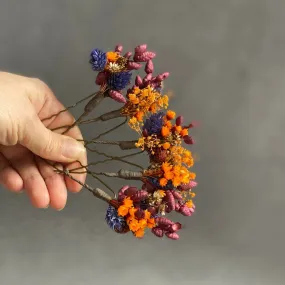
top-left (0, 71), bottom-right (87, 210)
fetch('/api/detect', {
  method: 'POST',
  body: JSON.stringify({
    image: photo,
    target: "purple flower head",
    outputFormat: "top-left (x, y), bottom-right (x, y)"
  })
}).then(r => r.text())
top-left (90, 49), bottom-right (107, 71)
top-left (142, 112), bottom-right (165, 136)
top-left (105, 205), bottom-right (127, 233)
top-left (107, 71), bottom-right (132, 91)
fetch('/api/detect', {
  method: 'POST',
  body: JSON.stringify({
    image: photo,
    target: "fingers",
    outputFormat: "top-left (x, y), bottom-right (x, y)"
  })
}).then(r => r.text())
top-left (35, 157), bottom-right (67, 210)
top-left (19, 114), bottom-right (86, 164)
top-left (0, 152), bottom-right (23, 192)
top-left (1, 147), bottom-right (50, 208)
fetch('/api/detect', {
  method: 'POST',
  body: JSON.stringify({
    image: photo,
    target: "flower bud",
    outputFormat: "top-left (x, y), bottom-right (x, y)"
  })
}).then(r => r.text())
top-left (108, 90), bottom-right (126, 103)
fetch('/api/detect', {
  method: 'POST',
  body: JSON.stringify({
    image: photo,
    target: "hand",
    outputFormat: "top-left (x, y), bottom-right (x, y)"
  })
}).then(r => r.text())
top-left (0, 72), bottom-right (87, 210)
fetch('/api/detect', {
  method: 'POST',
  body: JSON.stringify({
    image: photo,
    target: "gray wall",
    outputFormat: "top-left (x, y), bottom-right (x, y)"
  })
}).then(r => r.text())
top-left (1, 0), bottom-right (285, 284)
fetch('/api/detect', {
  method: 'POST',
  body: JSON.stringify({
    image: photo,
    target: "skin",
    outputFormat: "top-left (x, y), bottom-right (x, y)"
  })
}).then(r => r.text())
top-left (0, 71), bottom-right (87, 210)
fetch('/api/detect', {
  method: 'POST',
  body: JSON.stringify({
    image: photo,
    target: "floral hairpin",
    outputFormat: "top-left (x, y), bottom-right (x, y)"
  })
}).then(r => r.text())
top-left (43, 44), bottom-right (198, 240)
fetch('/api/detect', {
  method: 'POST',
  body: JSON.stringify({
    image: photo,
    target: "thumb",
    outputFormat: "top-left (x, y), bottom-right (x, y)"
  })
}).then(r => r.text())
top-left (20, 117), bottom-right (86, 163)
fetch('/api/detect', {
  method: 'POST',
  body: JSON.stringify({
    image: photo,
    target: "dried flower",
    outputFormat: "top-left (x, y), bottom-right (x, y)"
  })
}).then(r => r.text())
top-left (90, 49), bottom-right (107, 71)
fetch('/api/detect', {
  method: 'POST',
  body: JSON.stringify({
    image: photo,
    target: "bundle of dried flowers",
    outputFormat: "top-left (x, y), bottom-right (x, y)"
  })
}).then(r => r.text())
top-left (45, 44), bottom-right (198, 240)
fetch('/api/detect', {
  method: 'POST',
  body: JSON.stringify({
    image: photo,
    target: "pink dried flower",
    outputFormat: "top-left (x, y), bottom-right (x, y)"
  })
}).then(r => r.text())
top-left (176, 116), bottom-right (184, 126)
top-left (135, 44), bottom-right (147, 54)
top-left (115, 44), bottom-right (123, 53)
top-left (156, 217), bottom-right (174, 227)
top-left (123, 51), bottom-right (132, 59)
top-left (124, 186), bottom-right (138, 197)
top-left (135, 75), bottom-right (143, 87)
top-left (132, 190), bottom-right (148, 202)
top-left (179, 205), bottom-right (193, 216)
top-left (165, 191), bottom-right (175, 212)
top-left (169, 222), bottom-right (182, 233)
top-left (155, 72), bottom-right (170, 82)
top-left (126, 61), bottom-right (142, 70)
top-left (145, 60), bottom-right (154, 74)
top-left (171, 190), bottom-right (183, 201)
top-left (152, 227), bottom-right (164, 238)
top-left (95, 72), bottom-right (106, 85)
top-left (178, 181), bottom-right (198, 191)
top-left (184, 135), bottom-right (195, 145)
top-left (134, 51), bottom-right (156, 62)
top-left (108, 90), bottom-right (126, 103)
top-left (165, 232), bottom-right (180, 240)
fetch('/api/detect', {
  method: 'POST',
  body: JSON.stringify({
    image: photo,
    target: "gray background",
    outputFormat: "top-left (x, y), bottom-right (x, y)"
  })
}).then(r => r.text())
top-left (1, 0), bottom-right (285, 284)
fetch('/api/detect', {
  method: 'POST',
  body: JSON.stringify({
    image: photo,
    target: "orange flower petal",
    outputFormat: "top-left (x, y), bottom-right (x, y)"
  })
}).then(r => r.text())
top-left (118, 205), bottom-right (129, 217)
top-left (160, 177), bottom-right (168, 187)
top-left (161, 126), bottom-right (170, 137)
top-left (166, 110), bottom-right (176, 120)
top-left (134, 228), bottom-right (145, 238)
top-left (163, 142), bottom-right (171, 150)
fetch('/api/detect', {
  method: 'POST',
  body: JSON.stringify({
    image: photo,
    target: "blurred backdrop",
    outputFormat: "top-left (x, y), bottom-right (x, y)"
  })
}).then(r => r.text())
top-left (1, 0), bottom-right (285, 284)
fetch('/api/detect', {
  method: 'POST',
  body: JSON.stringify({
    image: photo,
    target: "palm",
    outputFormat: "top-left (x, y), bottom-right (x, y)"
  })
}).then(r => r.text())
top-left (0, 93), bottom-right (87, 210)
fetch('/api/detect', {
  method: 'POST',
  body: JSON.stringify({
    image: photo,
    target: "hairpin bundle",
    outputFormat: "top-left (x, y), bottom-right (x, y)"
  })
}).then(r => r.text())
top-left (46, 44), bottom-right (198, 240)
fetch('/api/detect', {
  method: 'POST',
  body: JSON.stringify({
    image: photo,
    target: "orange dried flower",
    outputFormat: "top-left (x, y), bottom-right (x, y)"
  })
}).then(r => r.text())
top-left (180, 128), bottom-right (188, 137)
top-left (118, 205), bottom-right (129, 217)
top-left (129, 219), bottom-right (140, 232)
top-left (129, 207), bottom-right (137, 217)
top-left (190, 192), bottom-right (196, 198)
top-left (186, 200), bottom-right (194, 208)
top-left (160, 177), bottom-right (168, 187)
top-left (158, 190), bottom-right (166, 197)
top-left (175, 125), bottom-right (182, 133)
top-left (147, 218), bottom-right (156, 229)
top-left (166, 110), bottom-right (176, 120)
top-left (164, 171), bottom-right (174, 180)
top-left (139, 219), bottom-right (147, 228)
top-left (144, 210), bottom-right (151, 220)
top-left (134, 228), bottom-right (145, 238)
top-left (123, 197), bottom-right (134, 208)
top-left (161, 126), bottom-right (170, 137)
top-left (106, 51), bottom-right (119, 62)
top-left (163, 142), bottom-right (170, 150)
top-left (165, 120), bottom-right (172, 128)
top-left (135, 111), bottom-right (144, 121)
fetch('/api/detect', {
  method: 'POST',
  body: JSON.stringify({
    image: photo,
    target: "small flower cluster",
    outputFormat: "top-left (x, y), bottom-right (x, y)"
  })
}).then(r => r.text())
top-left (103, 44), bottom-right (198, 240)
top-left (89, 44), bottom-right (156, 103)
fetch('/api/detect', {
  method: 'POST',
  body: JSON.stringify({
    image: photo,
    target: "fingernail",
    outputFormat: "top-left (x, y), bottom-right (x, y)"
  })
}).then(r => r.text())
top-left (62, 139), bottom-right (86, 160)
top-left (57, 207), bottom-right (64, 211)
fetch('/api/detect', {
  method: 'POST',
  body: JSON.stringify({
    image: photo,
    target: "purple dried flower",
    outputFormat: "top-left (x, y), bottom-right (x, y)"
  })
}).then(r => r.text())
top-left (107, 71), bottom-right (132, 91)
top-left (108, 90), bottom-right (126, 103)
top-left (142, 112), bottom-right (165, 135)
top-left (178, 181), bottom-right (198, 191)
top-left (105, 205), bottom-right (128, 233)
top-left (90, 49), bottom-right (107, 71)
